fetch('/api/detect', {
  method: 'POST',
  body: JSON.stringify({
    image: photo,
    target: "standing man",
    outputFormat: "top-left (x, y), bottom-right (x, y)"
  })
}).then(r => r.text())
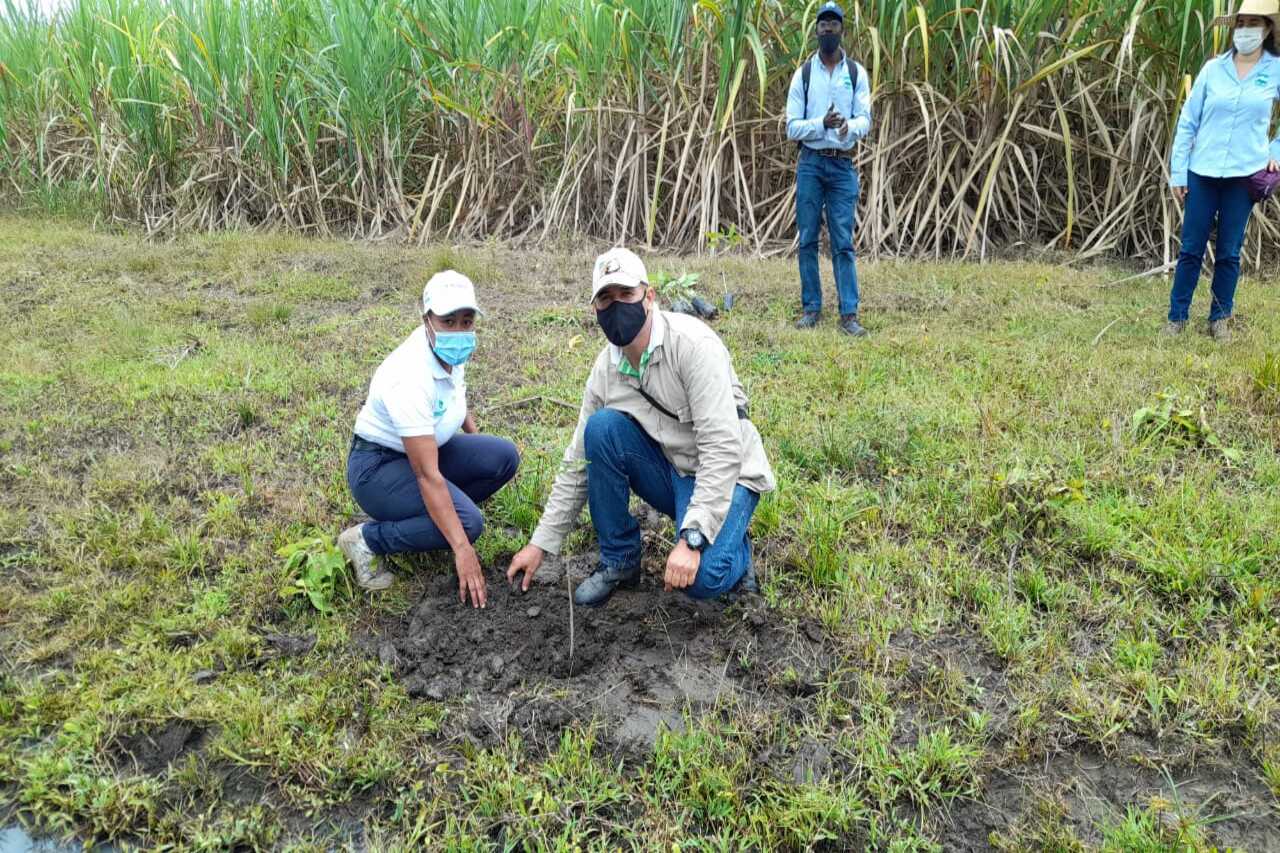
top-left (506, 248), bottom-right (775, 607)
top-left (786, 1), bottom-right (872, 336)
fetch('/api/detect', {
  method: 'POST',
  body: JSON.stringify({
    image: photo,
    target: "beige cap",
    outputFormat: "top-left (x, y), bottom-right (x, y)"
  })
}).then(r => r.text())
top-left (422, 270), bottom-right (483, 316)
top-left (591, 247), bottom-right (648, 302)
top-left (1214, 0), bottom-right (1280, 28)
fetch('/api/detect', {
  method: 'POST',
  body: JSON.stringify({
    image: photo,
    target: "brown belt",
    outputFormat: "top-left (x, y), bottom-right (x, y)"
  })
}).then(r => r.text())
top-left (805, 146), bottom-right (852, 159)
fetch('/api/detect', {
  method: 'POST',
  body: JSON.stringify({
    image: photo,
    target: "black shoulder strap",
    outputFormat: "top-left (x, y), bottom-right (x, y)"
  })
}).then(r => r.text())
top-left (634, 384), bottom-right (678, 421)
top-left (847, 57), bottom-right (858, 95)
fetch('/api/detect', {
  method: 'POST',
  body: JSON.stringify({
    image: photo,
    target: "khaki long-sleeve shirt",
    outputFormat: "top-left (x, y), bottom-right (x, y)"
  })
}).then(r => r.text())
top-left (530, 311), bottom-right (775, 555)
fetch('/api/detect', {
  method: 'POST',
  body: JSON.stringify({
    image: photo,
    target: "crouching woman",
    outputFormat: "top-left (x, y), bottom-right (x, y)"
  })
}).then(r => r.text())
top-left (338, 271), bottom-right (519, 608)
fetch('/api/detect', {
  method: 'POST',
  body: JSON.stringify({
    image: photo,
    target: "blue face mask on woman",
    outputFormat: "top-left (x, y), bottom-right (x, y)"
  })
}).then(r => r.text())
top-left (430, 329), bottom-right (477, 366)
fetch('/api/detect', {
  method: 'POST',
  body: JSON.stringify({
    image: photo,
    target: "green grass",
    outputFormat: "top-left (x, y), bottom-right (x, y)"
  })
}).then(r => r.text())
top-left (1, 214), bottom-right (1279, 848)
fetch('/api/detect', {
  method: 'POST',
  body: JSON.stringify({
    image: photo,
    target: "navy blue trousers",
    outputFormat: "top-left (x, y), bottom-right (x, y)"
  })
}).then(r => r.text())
top-left (347, 434), bottom-right (519, 555)
top-left (1169, 171), bottom-right (1255, 323)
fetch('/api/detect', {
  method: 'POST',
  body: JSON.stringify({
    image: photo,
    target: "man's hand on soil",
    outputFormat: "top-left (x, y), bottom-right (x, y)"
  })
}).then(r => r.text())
top-left (455, 545), bottom-right (487, 608)
top-left (663, 540), bottom-right (700, 592)
top-left (507, 544), bottom-right (544, 592)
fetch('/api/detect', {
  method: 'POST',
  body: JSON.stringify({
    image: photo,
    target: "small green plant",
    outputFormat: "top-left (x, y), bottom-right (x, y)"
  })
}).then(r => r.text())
top-left (984, 465), bottom-right (1084, 543)
top-left (651, 271), bottom-right (702, 305)
top-left (1131, 391), bottom-right (1242, 463)
top-left (1251, 352), bottom-right (1280, 409)
top-left (705, 224), bottom-right (744, 253)
top-left (279, 536), bottom-right (350, 613)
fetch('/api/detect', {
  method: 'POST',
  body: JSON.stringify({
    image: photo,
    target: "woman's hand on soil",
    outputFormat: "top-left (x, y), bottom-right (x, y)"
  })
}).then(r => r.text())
top-left (456, 545), bottom-right (487, 608)
top-left (507, 544), bottom-right (544, 592)
top-left (663, 541), bottom-right (700, 592)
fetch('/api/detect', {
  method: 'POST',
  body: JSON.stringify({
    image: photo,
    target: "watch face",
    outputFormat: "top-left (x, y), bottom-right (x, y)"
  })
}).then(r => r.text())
top-left (685, 530), bottom-right (704, 550)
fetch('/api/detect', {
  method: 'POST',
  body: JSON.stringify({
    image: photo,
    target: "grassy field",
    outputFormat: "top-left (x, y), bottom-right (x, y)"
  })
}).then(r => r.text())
top-left (1, 213), bottom-right (1279, 850)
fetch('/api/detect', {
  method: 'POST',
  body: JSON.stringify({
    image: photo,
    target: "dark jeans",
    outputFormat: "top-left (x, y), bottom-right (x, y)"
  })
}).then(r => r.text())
top-left (1169, 171), bottom-right (1255, 323)
top-left (582, 408), bottom-right (760, 600)
top-left (347, 433), bottom-right (519, 555)
top-left (797, 147), bottom-right (860, 317)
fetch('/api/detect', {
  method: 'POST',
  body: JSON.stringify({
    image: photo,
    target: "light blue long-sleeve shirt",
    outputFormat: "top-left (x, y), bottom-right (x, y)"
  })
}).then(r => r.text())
top-left (1169, 51), bottom-right (1280, 187)
top-left (785, 51), bottom-right (872, 151)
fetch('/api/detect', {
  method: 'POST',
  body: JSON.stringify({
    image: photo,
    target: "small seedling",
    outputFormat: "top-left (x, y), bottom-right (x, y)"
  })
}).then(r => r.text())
top-left (279, 535), bottom-right (351, 613)
top-left (1131, 391), bottom-right (1242, 463)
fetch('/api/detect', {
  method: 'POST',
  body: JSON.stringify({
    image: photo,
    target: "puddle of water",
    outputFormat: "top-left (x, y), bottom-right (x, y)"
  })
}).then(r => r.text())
top-left (1, 825), bottom-right (111, 853)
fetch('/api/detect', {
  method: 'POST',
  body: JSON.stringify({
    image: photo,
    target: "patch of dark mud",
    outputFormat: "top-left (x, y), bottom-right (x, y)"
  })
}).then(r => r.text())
top-left (942, 738), bottom-right (1280, 852)
top-left (109, 720), bottom-right (210, 775)
top-left (261, 632), bottom-right (317, 658)
top-left (362, 564), bottom-right (831, 752)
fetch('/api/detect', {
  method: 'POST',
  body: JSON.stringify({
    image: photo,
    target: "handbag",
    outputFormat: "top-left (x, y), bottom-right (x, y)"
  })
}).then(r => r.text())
top-left (1245, 168), bottom-right (1280, 203)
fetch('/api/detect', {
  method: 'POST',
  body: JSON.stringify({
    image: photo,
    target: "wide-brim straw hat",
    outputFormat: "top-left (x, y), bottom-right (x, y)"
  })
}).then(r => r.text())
top-left (1213, 0), bottom-right (1280, 29)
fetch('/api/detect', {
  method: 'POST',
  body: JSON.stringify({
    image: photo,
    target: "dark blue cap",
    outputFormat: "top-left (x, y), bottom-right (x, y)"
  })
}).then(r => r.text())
top-left (817, 1), bottom-right (844, 22)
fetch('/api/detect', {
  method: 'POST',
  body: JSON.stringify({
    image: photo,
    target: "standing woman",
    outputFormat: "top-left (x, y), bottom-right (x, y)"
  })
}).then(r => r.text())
top-left (339, 271), bottom-right (519, 607)
top-left (1167, 0), bottom-right (1280, 341)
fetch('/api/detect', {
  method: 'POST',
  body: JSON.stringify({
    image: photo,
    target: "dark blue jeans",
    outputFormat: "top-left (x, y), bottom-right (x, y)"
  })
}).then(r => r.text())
top-left (1169, 171), bottom-right (1255, 323)
top-left (797, 147), bottom-right (860, 317)
top-left (347, 434), bottom-right (519, 555)
top-left (582, 408), bottom-right (760, 600)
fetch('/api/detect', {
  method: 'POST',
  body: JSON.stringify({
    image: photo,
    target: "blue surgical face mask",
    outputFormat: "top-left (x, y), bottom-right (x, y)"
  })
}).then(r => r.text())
top-left (1234, 26), bottom-right (1265, 54)
top-left (430, 329), bottom-right (476, 366)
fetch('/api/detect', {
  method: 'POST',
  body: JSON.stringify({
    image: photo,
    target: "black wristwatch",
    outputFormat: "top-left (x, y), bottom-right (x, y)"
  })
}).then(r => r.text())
top-left (680, 528), bottom-right (706, 551)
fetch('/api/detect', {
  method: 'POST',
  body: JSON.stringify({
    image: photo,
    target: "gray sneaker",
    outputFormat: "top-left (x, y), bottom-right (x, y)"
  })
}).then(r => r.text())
top-left (1163, 320), bottom-right (1187, 335)
top-left (1208, 318), bottom-right (1231, 342)
top-left (573, 562), bottom-right (641, 607)
top-left (338, 524), bottom-right (394, 591)
top-left (794, 311), bottom-right (821, 330)
top-left (734, 561), bottom-right (759, 595)
top-left (839, 314), bottom-right (868, 337)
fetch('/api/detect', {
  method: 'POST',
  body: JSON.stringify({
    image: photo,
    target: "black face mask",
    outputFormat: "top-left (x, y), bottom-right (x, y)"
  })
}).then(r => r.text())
top-left (818, 32), bottom-right (841, 54)
top-left (596, 298), bottom-right (648, 347)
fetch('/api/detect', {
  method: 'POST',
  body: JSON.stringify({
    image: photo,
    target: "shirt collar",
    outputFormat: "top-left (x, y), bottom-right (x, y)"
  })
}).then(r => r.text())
top-left (811, 49), bottom-right (849, 70)
top-left (609, 309), bottom-right (667, 370)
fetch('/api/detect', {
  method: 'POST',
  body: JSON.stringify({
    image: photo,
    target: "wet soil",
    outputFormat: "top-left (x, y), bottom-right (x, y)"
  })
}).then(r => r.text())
top-left (362, 558), bottom-right (831, 752)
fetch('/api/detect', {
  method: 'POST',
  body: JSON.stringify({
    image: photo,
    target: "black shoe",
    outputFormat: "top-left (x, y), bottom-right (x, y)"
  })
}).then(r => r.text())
top-left (573, 562), bottom-right (642, 607)
top-left (795, 311), bottom-right (821, 330)
top-left (839, 314), bottom-right (868, 337)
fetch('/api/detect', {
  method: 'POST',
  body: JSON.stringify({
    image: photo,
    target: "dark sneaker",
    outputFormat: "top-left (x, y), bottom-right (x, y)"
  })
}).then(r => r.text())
top-left (794, 311), bottom-right (821, 330)
top-left (1208, 318), bottom-right (1231, 342)
top-left (573, 562), bottom-right (642, 607)
top-left (733, 561), bottom-right (759, 595)
top-left (839, 314), bottom-right (868, 337)
top-left (1163, 320), bottom-right (1187, 336)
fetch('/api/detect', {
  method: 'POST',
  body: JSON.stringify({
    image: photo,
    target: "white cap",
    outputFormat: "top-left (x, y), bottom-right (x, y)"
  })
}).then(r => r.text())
top-left (422, 270), bottom-right (483, 316)
top-left (591, 247), bottom-right (648, 302)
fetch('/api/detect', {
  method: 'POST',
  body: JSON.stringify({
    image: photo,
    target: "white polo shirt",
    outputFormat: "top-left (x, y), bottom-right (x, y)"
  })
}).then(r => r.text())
top-left (354, 326), bottom-right (467, 453)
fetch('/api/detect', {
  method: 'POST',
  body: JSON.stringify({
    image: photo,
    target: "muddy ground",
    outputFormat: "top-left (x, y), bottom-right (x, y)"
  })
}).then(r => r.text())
top-left (360, 556), bottom-right (830, 755)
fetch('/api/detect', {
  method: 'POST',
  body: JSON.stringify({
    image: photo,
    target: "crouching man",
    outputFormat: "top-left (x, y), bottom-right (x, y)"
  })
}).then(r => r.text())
top-left (507, 248), bottom-right (775, 606)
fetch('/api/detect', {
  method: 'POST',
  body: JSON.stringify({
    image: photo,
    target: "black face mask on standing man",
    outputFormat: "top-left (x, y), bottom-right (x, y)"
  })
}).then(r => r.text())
top-left (818, 32), bottom-right (841, 54)
top-left (596, 298), bottom-right (649, 347)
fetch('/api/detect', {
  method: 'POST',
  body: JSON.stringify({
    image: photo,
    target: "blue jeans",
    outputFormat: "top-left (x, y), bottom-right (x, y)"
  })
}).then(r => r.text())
top-left (797, 147), bottom-right (860, 317)
top-left (347, 433), bottom-right (519, 555)
top-left (1169, 171), bottom-right (1255, 323)
top-left (582, 408), bottom-right (760, 600)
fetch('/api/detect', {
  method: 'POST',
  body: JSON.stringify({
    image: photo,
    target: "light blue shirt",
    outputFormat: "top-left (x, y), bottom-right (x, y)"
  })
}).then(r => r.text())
top-left (785, 51), bottom-right (872, 151)
top-left (1169, 51), bottom-right (1280, 187)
